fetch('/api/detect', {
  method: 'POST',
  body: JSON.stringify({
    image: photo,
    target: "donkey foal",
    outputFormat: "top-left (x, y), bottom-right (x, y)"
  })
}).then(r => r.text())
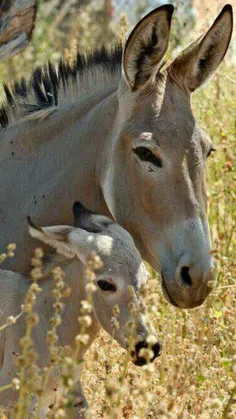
top-left (0, 202), bottom-right (160, 417)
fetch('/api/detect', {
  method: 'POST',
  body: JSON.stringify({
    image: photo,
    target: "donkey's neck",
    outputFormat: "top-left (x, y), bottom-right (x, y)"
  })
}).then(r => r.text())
top-left (0, 87), bottom-right (119, 272)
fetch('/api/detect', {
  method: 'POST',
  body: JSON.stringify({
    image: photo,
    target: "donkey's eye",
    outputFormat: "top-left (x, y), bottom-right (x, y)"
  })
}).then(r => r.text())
top-left (97, 280), bottom-right (116, 292)
top-left (207, 147), bottom-right (216, 158)
top-left (133, 147), bottom-right (162, 168)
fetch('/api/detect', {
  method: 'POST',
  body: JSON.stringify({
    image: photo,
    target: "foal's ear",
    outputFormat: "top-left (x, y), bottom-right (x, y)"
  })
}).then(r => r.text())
top-left (27, 216), bottom-right (75, 258)
top-left (73, 202), bottom-right (104, 233)
top-left (122, 4), bottom-right (174, 90)
top-left (167, 5), bottom-right (233, 92)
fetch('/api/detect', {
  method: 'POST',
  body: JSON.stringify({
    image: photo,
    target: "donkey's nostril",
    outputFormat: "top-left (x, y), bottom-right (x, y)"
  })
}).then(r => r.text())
top-left (180, 266), bottom-right (192, 287)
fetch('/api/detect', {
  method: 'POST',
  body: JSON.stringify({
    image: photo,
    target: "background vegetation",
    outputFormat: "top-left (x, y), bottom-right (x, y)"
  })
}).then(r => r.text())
top-left (0, 0), bottom-right (235, 418)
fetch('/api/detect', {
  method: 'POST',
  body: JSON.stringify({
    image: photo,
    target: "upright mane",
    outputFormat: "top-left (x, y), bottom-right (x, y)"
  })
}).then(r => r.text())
top-left (0, 45), bottom-right (122, 128)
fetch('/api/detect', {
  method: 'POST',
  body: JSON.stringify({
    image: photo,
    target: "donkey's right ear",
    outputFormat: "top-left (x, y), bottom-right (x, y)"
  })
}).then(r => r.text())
top-left (27, 216), bottom-right (75, 258)
top-left (122, 4), bottom-right (174, 91)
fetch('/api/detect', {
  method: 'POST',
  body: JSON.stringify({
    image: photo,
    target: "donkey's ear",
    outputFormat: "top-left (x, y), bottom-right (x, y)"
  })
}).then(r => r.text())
top-left (122, 4), bottom-right (174, 91)
top-left (73, 202), bottom-right (103, 233)
top-left (167, 5), bottom-right (233, 92)
top-left (27, 216), bottom-right (75, 258)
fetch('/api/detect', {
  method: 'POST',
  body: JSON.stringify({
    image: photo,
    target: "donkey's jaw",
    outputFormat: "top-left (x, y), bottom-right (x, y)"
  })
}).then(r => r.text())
top-left (161, 277), bottom-right (179, 307)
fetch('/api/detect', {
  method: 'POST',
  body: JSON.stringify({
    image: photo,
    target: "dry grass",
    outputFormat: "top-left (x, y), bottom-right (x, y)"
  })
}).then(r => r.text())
top-left (0, 2), bottom-right (235, 418)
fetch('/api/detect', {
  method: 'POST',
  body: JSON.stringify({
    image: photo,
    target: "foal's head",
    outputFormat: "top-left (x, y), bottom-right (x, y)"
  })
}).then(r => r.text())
top-left (28, 202), bottom-right (161, 365)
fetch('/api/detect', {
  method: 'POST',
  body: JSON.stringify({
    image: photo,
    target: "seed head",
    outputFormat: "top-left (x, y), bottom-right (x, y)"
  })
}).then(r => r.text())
top-left (85, 283), bottom-right (97, 293)
top-left (113, 304), bottom-right (120, 317)
top-left (31, 257), bottom-right (42, 267)
top-left (78, 315), bottom-right (92, 328)
top-left (31, 267), bottom-right (43, 281)
top-left (7, 316), bottom-right (16, 325)
top-left (110, 317), bottom-right (120, 331)
top-left (55, 409), bottom-right (66, 418)
top-left (20, 336), bottom-right (32, 348)
top-left (12, 378), bottom-right (20, 390)
top-left (7, 243), bottom-right (16, 252)
top-left (7, 251), bottom-right (15, 258)
top-left (62, 287), bottom-right (71, 298)
top-left (34, 248), bottom-right (44, 259)
top-left (227, 380), bottom-right (235, 391)
top-left (80, 300), bottom-right (93, 314)
top-left (75, 334), bottom-right (90, 345)
top-left (0, 253), bottom-right (7, 263)
top-left (28, 312), bottom-right (39, 326)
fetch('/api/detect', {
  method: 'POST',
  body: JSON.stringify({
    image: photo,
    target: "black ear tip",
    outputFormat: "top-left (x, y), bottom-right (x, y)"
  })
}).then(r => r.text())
top-left (73, 201), bottom-right (82, 208)
top-left (72, 201), bottom-right (86, 216)
top-left (72, 201), bottom-right (94, 217)
top-left (161, 3), bottom-right (174, 16)
top-left (166, 4), bottom-right (174, 22)
top-left (27, 215), bottom-right (39, 230)
top-left (221, 4), bottom-right (233, 17)
top-left (167, 3), bottom-right (174, 12)
top-left (27, 215), bottom-right (33, 227)
top-left (224, 4), bottom-right (233, 11)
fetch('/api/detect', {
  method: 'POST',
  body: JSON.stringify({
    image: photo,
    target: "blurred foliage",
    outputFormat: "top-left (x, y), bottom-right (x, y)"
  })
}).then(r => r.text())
top-left (0, 0), bottom-right (115, 94)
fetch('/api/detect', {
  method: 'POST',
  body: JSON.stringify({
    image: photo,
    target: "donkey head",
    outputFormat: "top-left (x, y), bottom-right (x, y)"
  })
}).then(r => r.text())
top-left (28, 202), bottom-right (161, 366)
top-left (102, 4), bottom-right (233, 308)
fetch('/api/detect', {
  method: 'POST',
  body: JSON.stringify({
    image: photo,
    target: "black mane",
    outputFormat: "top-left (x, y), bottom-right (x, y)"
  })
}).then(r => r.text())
top-left (0, 45), bottom-right (123, 128)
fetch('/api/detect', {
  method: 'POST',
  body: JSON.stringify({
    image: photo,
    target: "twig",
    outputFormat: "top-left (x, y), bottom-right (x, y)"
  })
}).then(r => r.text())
top-left (0, 311), bottom-right (24, 333)
top-left (222, 386), bottom-right (236, 419)
top-left (0, 383), bottom-right (13, 393)
top-left (218, 72), bottom-right (236, 86)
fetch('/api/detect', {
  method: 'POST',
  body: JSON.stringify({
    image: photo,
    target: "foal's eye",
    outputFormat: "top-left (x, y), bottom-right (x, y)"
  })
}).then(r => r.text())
top-left (207, 147), bottom-right (216, 158)
top-left (97, 280), bottom-right (116, 292)
top-left (133, 147), bottom-right (162, 168)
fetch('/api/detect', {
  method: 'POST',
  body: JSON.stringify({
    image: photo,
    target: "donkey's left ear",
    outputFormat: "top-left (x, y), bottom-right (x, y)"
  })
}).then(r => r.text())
top-left (27, 216), bottom-right (75, 258)
top-left (167, 5), bottom-right (233, 92)
top-left (122, 4), bottom-right (174, 91)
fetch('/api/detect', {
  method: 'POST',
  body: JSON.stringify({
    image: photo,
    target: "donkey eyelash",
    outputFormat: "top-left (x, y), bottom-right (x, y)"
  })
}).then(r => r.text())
top-left (133, 147), bottom-right (162, 168)
top-left (207, 147), bottom-right (216, 158)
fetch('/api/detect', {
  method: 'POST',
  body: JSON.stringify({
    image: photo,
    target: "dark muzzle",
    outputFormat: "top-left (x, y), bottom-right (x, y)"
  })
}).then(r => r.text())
top-left (131, 340), bottom-right (161, 366)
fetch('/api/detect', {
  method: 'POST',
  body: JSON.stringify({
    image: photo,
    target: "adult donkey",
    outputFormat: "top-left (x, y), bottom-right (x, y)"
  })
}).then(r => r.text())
top-left (0, 5), bottom-right (233, 308)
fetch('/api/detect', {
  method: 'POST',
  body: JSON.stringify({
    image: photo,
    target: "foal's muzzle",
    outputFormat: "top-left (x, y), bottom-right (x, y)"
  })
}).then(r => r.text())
top-left (131, 340), bottom-right (161, 366)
